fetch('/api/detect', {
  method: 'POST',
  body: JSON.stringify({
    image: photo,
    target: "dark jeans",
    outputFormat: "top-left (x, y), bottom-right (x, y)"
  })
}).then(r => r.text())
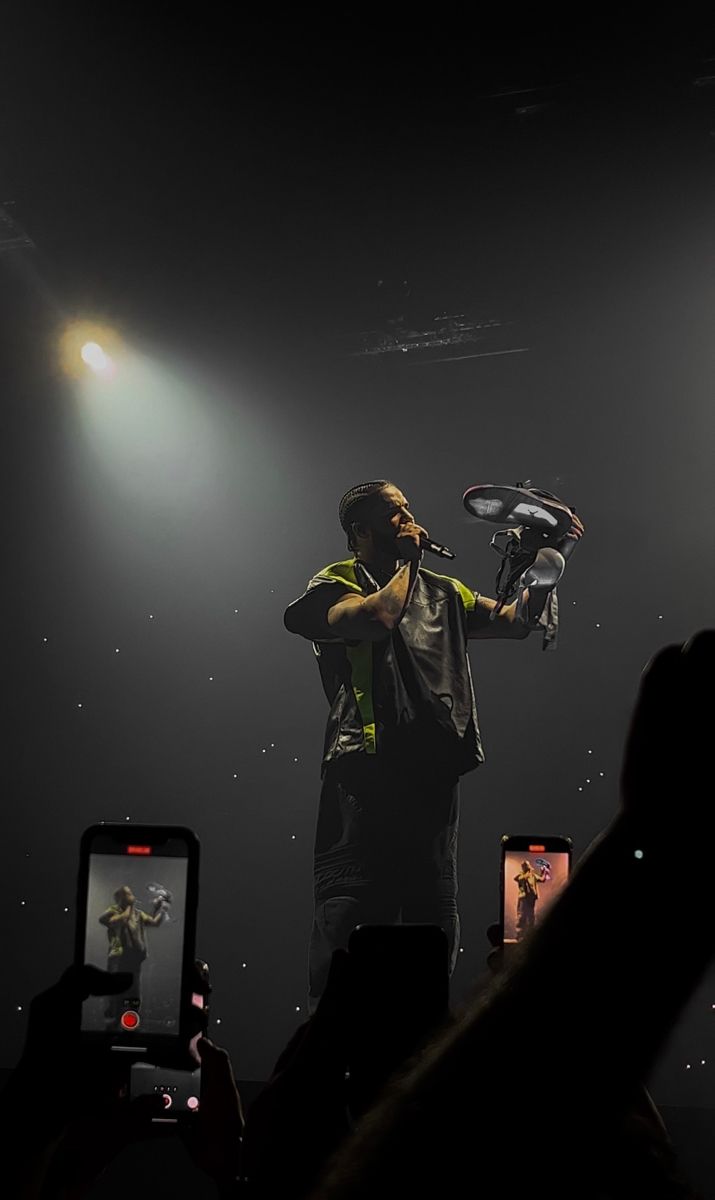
top-left (308, 753), bottom-right (461, 1005)
top-left (104, 952), bottom-right (144, 1024)
top-left (516, 896), bottom-right (537, 940)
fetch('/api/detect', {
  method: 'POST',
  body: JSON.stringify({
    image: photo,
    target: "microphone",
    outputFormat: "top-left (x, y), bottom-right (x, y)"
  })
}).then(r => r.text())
top-left (420, 536), bottom-right (456, 560)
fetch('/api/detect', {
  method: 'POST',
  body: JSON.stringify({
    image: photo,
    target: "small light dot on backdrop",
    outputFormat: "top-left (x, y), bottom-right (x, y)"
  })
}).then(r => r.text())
top-left (595, 623), bottom-right (601, 629)
top-left (17, 1006), bottom-right (22, 1012)
top-left (270, 743), bottom-right (275, 748)
top-left (20, 901), bottom-right (26, 906)
top-left (115, 648), bottom-right (120, 653)
top-left (294, 758), bottom-right (299, 763)
top-left (242, 963), bottom-right (247, 969)
top-left (125, 816), bottom-right (131, 821)
top-left (599, 772), bottom-right (605, 777)
top-left (149, 614), bottom-right (154, 620)
top-left (702, 1059), bottom-right (706, 1065)
top-left (658, 615), bottom-right (663, 620)
top-left (586, 779), bottom-right (591, 784)
top-left (295, 1006), bottom-right (301, 1012)
top-left (261, 749), bottom-right (266, 754)
top-left (233, 773), bottom-right (238, 779)
top-left (209, 676), bottom-right (213, 682)
top-left (216, 1019), bottom-right (222, 1026)
top-left (634, 849), bottom-right (644, 860)
top-left (63, 907), bottom-right (69, 913)
top-left (578, 786), bottom-right (583, 792)
top-left (43, 637), bottom-right (48, 643)
top-left (77, 703), bottom-right (83, 708)
top-left (587, 750), bottom-right (593, 755)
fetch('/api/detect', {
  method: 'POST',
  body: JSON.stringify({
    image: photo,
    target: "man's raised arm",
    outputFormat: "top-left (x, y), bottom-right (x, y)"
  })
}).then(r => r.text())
top-left (467, 594), bottom-right (531, 640)
top-left (284, 558), bottom-right (420, 644)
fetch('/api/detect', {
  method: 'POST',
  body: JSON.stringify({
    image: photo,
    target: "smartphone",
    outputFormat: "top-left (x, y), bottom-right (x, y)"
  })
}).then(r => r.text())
top-left (346, 924), bottom-right (450, 1116)
top-left (130, 962), bottom-right (209, 1124)
top-left (129, 1062), bottom-right (202, 1123)
top-left (75, 823), bottom-right (200, 1065)
top-left (500, 834), bottom-right (572, 947)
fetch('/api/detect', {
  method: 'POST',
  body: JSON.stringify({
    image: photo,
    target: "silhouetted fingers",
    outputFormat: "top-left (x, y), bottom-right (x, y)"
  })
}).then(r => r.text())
top-left (59, 963), bottom-right (134, 998)
top-left (197, 1037), bottom-right (243, 1113)
top-left (486, 947), bottom-right (504, 976)
top-left (621, 631), bottom-right (715, 833)
top-left (620, 643), bottom-right (682, 807)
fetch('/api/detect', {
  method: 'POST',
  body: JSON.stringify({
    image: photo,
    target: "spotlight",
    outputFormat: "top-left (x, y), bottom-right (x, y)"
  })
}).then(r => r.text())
top-left (59, 320), bottom-right (123, 379)
top-left (80, 341), bottom-right (110, 372)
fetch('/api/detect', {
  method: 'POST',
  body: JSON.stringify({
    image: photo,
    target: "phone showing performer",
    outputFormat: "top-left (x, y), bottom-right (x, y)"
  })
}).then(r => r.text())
top-left (500, 835), bottom-right (572, 946)
top-left (75, 824), bottom-right (199, 1061)
top-left (346, 924), bottom-right (450, 1117)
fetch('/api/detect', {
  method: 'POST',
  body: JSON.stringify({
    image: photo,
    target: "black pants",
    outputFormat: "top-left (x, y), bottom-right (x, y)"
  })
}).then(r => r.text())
top-left (516, 895), bottom-right (537, 940)
top-left (104, 952), bottom-right (144, 1024)
top-left (308, 754), bottom-right (460, 1005)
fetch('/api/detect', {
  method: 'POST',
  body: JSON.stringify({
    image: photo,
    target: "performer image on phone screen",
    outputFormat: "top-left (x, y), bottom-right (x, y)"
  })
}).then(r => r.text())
top-left (99, 884), bottom-right (169, 1027)
top-left (514, 859), bottom-right (549, 941)
top-left (284, 480), bottom-right (584, 1007)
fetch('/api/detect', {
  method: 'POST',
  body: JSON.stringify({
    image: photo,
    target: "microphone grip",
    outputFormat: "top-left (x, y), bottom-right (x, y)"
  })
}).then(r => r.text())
top-left (420, 536), bottom-right (456, 560)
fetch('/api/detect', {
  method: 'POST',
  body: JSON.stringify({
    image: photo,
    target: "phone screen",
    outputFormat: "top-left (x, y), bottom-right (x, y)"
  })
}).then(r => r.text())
top-left (129, 1062), bottom-right (202, 1121)
top-left (80, 844), bottom-right (189, 1038)
top-left (502, 843), bottom-right (571, 945)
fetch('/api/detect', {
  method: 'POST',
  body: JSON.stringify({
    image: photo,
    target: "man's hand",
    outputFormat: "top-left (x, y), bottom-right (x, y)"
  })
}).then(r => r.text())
top-left (568, 513), bottom-right (584, 539)
top-left (394, 520), bottom-right (427, 562)
top-left (564, 511), bottom-right (584, 541)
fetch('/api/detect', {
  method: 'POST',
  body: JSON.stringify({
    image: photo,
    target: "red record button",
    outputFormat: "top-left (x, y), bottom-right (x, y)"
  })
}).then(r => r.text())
top-left (120, 1010), bottom-right (140, 1030)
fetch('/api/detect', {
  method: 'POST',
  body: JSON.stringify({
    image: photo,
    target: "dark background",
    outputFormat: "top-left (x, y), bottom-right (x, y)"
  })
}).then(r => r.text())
top-left (2, 13), bottom-right (715, 1121)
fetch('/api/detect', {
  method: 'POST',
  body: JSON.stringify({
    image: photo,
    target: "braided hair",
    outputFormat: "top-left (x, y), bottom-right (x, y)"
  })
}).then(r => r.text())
top-left (338, 480), bottom-right (391, 551)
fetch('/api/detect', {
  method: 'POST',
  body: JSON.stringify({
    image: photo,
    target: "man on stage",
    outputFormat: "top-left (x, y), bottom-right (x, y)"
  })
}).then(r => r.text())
top-left (284, 480), bottom-right (583, 1008)
top-left (99, 884), bottom-right (168, 1027)
top-left (514, 859), bottom-right (550, 940)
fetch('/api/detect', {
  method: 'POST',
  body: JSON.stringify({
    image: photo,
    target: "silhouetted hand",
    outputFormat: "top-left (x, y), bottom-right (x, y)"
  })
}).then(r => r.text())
top-left (0, 961), bottom-right (241, 1199)
top-left (482, 906), bottom-right (691, 1197)
top-left (3, 964), bottom-right (132, 1119)
top-left (180, 1036), bottom-right (244, 1188)
top-left (485, 921), bottom-right (504, 976)
top-left (620, 630), bottom-right (714, 840)
top-left (242, 948), bottom-right (352, 1197)
top-left (0, 964), bottom-right (166, 1198)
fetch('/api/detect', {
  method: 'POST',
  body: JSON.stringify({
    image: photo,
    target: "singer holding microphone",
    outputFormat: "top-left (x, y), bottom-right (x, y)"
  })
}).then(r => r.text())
top-left (284, 480), bottom-right (583, 1007)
